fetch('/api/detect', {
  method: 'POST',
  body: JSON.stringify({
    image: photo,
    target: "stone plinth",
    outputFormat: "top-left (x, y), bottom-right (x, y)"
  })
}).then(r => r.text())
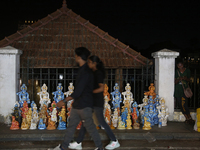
top-left (152, 49), bottom-right (179, 121)
top-left (0, 46), bottom-right (22, 123)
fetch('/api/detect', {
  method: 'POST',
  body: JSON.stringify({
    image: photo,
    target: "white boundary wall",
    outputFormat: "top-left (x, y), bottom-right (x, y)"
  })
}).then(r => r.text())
top-left (0, 46), bottom-right (22, 122)
top-left (152, 49), bottom-right (179, 120)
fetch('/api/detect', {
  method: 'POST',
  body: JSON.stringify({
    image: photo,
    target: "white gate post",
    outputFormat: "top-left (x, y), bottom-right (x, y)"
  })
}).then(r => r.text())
top-left (152, 49), bottom-right (179, 120)
top-left (0, 46), bottom-right (22, 123)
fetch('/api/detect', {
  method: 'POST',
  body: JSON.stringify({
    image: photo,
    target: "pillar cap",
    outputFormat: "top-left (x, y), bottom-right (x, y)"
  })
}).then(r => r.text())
top-left (0, 46), bottom-right (22, 55)
top-left (152, 48), bottom-right (179, 58)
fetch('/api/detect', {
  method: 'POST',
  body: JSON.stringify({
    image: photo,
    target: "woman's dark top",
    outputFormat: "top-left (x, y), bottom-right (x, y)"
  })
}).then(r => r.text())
top-left (93, 70), bottom-right (104, 108)
top-left (174, 68), bottom-right (191, 98)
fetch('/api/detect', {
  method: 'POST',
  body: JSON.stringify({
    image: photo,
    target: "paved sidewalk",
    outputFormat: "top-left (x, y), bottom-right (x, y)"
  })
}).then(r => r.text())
top-left (1, 140), bottom-right (200, 150)
top-left (0, 121), bottom-right (199, 142)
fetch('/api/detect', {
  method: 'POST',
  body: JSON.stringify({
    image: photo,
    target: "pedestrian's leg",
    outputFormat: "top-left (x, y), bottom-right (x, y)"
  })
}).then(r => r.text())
top-left (183, 95), bottom-right (195, 124)
top-left (79, 107), bottom-right (103, 149)
top-left (94, 107), bottom-right (116, 141)
top-left (61, 108), bottom-right (81, 149)
top-left (176, 97), bottom-right (185, 114)
top-left (76, 124), bottom-right (87, 143)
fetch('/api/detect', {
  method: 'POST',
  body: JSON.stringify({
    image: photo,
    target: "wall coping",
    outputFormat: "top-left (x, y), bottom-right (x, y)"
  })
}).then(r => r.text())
top-left (152, 48), bottom-right (179, 58)
top-left (0, 46), bottom-right (22, 55)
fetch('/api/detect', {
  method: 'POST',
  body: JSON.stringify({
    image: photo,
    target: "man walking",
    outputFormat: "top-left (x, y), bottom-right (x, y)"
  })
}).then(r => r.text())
top-left (48, 47), bottom-right (103, 150)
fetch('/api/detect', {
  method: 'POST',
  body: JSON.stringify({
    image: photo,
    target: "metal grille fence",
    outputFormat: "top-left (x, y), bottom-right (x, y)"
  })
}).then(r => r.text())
top-left (19, 60), bottom-right (200, 111)
top-left (19, 63), bottom-right (155, 108)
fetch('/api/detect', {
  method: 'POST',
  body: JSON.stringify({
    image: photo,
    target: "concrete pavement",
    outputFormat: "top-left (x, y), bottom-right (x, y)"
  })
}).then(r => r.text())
top-left (0, 121), bottom-right (199, 141)
top-left (0, 121), bottom-right (200, 150)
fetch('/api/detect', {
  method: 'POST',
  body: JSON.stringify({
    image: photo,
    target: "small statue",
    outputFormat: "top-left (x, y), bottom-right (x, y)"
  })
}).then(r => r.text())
top-left (154, 94), bottom-right (160, 104)
top-left (76, 121), bottom-right (82, 130)
top-left (26, 108), bottom-right (32, 126)
top-left (104, 105), bottom-right (111, 125)
top-left (49, 101), bottom-right (56, 113)
top-left (142, 116), bottom-right (151, 130)
top-left (111, 108), bottom-right (119, 129)
top-left (126, 113), bottom-right (132, 129)
top-left (103, 84), bottom-right (111, 101)
top-left (104, 99), bottom-right (111, 125)
top-left (17, 84), bottom-right (30, 108)
top-left (121, 107), bottom-right (128, 127)
top-left (132, 107), bottom-right (140, 129)
top-left (37, 83), bottom-right (51, 108)
top-left (138, 95), bottom-right (149, 123)
top-left (39, 105), bottom-right (48, 125)
top-left (57, 116), bottom-right (66, 130)
top-left (64, 83), bottom-right (74, 123)
top-left (148, 96), bottom-right (156, 126)
top-left (21, 118), bottom-right (29, 130)
top-left (157, 98), bottom-right (169, 126)
top-left (31, 101), bottom-right (36, 111)
top-left (122, 83), bottom-right (134, 108)
top-left (32, 104), bottom-right (39, 124)
top-left (21, 101), bottom-right (29, 119)
top-left (117, 116), bottom-right (125, 130)
top-left (52, 83), bottom-right (64, 103)
top-left (30, 118), bottom-right (37, 130)
top-left (51, 108), bottom-right (57, 123)
top-left (10, 116), bottom-right (19, 130)
top-left (47, 116), bottom-right (56, 130)
top-left (38, 118), bottom-right (46, 130)
top-left (58, 106), bottom-right (66, 122)
top-left (121, 100), bottom-right (131, 114)
top-left (111, 83), bottom-right (122, 115)
top-left (144, 83), bottom-right (156, 99)
top-left (64, 82), bottom-right (74, 97)
top-left (12, 102), bottom-right (21, 126)
top-left (66, 101), bottom-right (73, 126)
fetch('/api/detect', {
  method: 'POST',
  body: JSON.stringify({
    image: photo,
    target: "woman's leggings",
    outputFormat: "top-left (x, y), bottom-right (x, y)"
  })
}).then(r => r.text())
top-left (176, 95), bottom-right (190, 115)
top-left (76, 106), bottom-right (116, 143)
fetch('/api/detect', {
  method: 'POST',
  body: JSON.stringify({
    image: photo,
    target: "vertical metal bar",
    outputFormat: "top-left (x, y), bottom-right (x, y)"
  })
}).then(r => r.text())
top-left (64, 68), bottom-right (66, 92)
top-left (111, 69), bottom-right (113, 92)
top-left (22, 63), bottom-right (24, 85)
top-left (151, 64), bottom-right (154, 83)
top-left (27, 57), bottom-right (29, 85)
top-left (40, 68), bottom-right (42, 87)
top-left (134, 64), bottom-right (136, 101)
top-left (119, 68), bottom-right (121, 91)
top-left (137, 75), bottom-right (139, 102)
top-left (146, 60), bottom-right (149, 87)
top-left (126, 68), bottom-right (128, 83)
top-left (32, 68), bottom-right (34, 101)
top-left (194, 69), bottom-right (197, 108)
top-left (48, 68), bottom-right (50, 94)
top-left (141, 65), bottom-right (144, 102)
top-left (72, 68), bottom-right (74, 82)
top-left (56, 68), bottom-right (58, 86)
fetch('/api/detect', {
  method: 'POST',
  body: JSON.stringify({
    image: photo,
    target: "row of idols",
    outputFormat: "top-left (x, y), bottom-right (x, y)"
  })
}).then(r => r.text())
top-left (10, 82), bottom-right (169, 131)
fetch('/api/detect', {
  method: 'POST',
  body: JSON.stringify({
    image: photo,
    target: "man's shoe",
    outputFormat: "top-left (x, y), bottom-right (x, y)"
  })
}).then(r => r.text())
top-left (48, 144), bottom-right (62, 150)
top-left (105, 140), bottom-right (120, 150)
top-left (68, 141), bottom-right (82, 149)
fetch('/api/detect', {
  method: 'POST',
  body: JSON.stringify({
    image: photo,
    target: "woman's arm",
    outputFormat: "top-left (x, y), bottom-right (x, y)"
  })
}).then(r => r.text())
top-left (175, 77), bottom-right (182, 84)
top-left (93, 83), bottom-right (104, 93)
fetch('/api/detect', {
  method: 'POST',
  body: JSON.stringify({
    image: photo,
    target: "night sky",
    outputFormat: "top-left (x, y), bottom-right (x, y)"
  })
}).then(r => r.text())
top-left (1, 0), bottom-right (200, 57)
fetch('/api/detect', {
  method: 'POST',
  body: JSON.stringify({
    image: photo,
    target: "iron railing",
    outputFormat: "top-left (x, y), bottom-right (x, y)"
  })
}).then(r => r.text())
top-left (19, 63), bottom-right (154, 108)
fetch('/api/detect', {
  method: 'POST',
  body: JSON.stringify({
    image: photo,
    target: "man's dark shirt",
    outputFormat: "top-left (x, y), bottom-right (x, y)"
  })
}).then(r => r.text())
top-left (71, 63), bottom-right (94, 109)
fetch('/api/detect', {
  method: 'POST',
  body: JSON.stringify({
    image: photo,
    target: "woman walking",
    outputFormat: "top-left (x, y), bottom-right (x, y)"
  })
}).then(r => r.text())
top-left (69, 55), bottom-right (120, 150)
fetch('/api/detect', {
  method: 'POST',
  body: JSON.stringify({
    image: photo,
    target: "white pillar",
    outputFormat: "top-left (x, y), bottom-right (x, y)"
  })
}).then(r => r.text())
top-left (0, 46), bottom-right (22, 123)
top-left (152, 49), bottom-right (179, 121)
